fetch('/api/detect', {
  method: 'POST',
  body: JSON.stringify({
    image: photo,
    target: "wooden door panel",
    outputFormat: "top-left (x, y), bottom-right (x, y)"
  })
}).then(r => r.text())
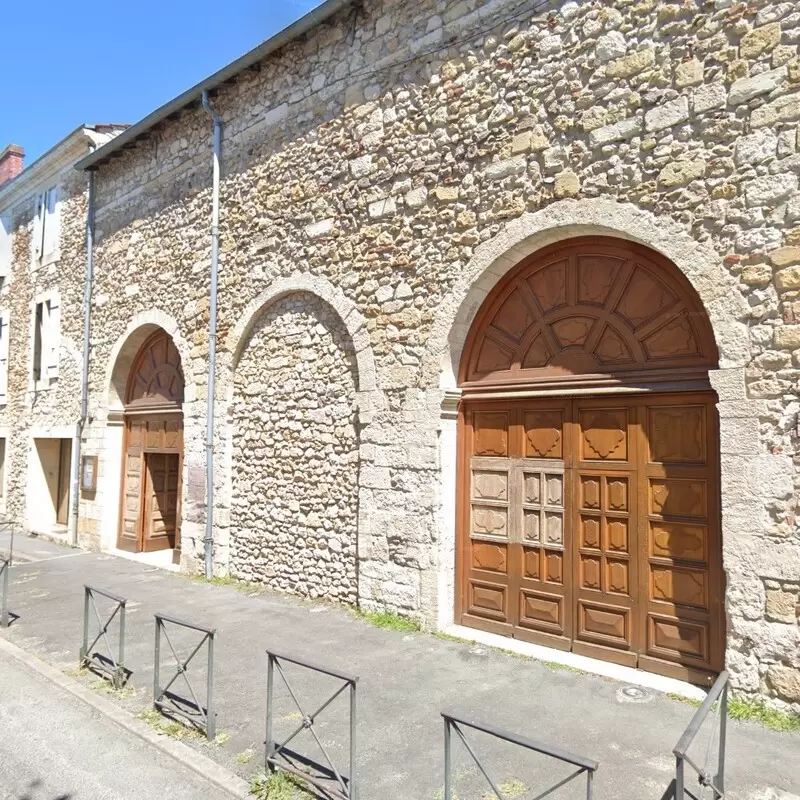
top-left (142, 452), bottom-right (179, 552)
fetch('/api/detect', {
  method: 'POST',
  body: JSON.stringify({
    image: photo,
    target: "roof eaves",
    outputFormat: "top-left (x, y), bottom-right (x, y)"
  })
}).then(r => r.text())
top-left (75, 0), bottom-right (354, 173)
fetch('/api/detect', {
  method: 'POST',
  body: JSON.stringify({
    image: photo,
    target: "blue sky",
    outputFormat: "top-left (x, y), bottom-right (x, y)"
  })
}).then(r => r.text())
top-left (1, 0), bottom-right (323, 165)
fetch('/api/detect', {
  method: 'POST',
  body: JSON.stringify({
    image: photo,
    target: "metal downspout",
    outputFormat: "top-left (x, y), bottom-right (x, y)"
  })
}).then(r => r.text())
top-left (70, 159), bottom-right (95, 547)
top-left (201, 90), bottom-right (221, 580)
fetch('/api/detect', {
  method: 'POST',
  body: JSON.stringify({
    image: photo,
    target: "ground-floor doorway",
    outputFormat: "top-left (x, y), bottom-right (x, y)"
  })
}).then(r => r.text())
top-left (29, 437), bottom-right (72, 532)
top-left (457, 392), bottom-right (724, 686)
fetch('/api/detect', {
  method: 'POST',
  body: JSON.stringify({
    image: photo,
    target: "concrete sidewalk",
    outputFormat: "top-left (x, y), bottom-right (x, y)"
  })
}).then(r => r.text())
top-left (1, 531), bottom-right (797, 800)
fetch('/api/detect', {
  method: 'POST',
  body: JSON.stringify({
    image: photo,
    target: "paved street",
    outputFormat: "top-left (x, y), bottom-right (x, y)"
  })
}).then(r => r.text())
top-left (0, 647), bottom-right (234, 800)
top-left (1, 531), bottom-right (798, 800)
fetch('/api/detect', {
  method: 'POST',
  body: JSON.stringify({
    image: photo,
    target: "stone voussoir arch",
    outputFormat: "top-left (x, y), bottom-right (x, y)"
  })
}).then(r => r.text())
top-left (104, 309), bottom-right (195, 413)
top-left (223, 272), bottom-right (379, 407)
top-left (425, 197), bottom-right (750, 390)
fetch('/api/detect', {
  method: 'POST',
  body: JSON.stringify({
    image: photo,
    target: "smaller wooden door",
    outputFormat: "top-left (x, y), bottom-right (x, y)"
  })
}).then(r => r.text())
top-left (142, 452), bottom-right (180, 552)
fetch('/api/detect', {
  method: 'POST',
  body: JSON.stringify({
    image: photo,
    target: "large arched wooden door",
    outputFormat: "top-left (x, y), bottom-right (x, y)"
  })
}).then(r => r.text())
top-left (457, 237), bottom-right (724, 686)
top-left (118, 330), bottom-right (184, 555)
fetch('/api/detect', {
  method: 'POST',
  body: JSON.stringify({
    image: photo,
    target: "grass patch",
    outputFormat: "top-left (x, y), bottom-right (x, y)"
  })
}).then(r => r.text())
top-left (483, 778), bottom-right (528, 799)
top-left (135, 707), bottom-right (206, 741)
top-left (667, 693), bottom-right (702, 708)
top-left (89, 678), bottom-right (137, 699)
top-left (249, 770), bottom-right (311, 799)
top-left (355, 609), bottom-right (421, 633)
top-left (728, 698), bottom-right (800, 732)
top-left (541, 660), bottom-right (589, 676)
top-left (63, 665), bottom-right (89, 679)
top-left (432, 631), bottom-right (471, 645)
top-left (234, 747), bottom-right (256, 765)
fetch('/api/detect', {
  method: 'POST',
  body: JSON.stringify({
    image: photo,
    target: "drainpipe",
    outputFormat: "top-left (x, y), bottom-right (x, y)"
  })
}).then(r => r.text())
top-left (201, 90), bottom-right (221, 580)
top-left (70, 155), bottom-right (95, 547)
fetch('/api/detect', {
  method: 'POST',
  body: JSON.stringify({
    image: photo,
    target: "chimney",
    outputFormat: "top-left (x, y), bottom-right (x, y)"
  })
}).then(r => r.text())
top-left (0, 145), bottom-right (24, 189)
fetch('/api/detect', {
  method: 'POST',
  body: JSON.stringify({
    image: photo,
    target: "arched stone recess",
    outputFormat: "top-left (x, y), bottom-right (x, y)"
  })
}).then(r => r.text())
top-left (226, 289), bottom-right (362, 604)
top-left (97, 311), bottom-right (201, 562)
top-left (427, 199), bottom-right (775, 696)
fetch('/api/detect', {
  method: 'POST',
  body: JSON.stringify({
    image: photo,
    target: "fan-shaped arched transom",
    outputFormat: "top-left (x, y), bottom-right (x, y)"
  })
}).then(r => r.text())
top-left (125, 329), bottom-right (184, 409)
top-left (461, 238), bottom-right (718, 388)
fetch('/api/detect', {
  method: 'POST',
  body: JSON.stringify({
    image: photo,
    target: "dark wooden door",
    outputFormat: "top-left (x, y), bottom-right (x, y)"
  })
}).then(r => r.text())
top-left (458, 392), bottom-right (723, 684)
top-left (142, 452), bottom-right (179, 552)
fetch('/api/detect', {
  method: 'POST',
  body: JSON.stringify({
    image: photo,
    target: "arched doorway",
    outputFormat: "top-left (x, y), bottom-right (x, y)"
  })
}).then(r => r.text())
top-left (117, 329), bottom-right (184, 556)
top-left (456, 236), bottom-right (724, 685)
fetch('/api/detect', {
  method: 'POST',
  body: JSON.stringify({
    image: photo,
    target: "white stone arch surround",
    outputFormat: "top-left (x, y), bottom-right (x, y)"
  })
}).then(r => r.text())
top-left (223, 272), bottom-right (378, 405)
top-left (429, 199), bottom-right (775, 691)
top-left (97, 309), bottom-right (198, 558)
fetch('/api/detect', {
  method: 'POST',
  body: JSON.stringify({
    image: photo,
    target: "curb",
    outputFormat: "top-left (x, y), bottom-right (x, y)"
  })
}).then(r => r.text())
top-left (0, 635), bottom-right (250, 799)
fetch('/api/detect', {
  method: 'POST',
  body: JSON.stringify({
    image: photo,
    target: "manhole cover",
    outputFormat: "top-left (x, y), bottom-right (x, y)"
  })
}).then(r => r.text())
top-left (469, 646), bottom-right (488, 656)
top-left (616, 685), bottom-right (653, 704)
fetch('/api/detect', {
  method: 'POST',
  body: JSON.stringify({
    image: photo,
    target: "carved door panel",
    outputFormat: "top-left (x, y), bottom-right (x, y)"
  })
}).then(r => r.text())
top-left (118, 420), bottom-right (145, 552)
top-left (461, 408), bottom-right (514, 635)
top-left (571, 401), bottom-right (639, 667)
top-left (142, 452), bottom-right (180, 553)
top-left (637, 395), bottom-right (723, 684)
top-left (514, 405), bottom-right (571, 648)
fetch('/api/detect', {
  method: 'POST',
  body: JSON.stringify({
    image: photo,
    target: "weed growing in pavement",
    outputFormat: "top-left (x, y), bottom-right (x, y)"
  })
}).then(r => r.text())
top-left (135, 707), bottom-right (206, 741)
top-left (234, 747), bottom-right (256, 765)
top-left (354, 608), bottom-right (421, 633)
top-left (89, 678), bottom-right (137, 699)
top-left (666, 692), bottom-right (702, 708)
top-left (728, 698), bottom-right (800, 732)
top-left (483, 778), bottom-right (528, 799)
top-left (249, 770), bottom-right (311, 799)
top-left (63, 665), bottom-right (89, 678)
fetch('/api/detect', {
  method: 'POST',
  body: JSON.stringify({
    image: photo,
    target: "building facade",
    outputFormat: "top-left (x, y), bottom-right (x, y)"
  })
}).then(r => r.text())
top-left (3, 0), bottom-right (800, 706)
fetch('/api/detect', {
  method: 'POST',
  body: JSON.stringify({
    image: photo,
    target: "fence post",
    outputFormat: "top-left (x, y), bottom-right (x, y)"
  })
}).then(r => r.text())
top-left (206, 629), bottom-right (216, 740)
top-left (349, 679), bottom-right (357, 800)
top-left (0, 558), bottom-right (8, 629)
top-left (80, 587), bottom-right (90, 662)
top-left (717, 682), bottom-right (728, 796)
top-left (265, 653), bottom-right (274, 769)
top-left (153, 616), bottom-right (161, 709)
top-left (675, 755), bottom-right (685, 800)
top-left (116, 600), bottom-right (127, 689)
top-left (443, 717), bottom-right (451, 800)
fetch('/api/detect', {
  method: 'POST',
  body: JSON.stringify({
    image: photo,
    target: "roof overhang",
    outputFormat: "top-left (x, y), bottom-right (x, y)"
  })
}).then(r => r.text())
top-left (75, 0), bottom-right (354, 173)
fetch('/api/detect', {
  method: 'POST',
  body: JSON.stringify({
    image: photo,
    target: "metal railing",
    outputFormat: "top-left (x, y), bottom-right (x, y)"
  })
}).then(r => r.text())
top-left (0, 516), bottom-right (14, 566)
top-left (0, 557), bottom-right (8, 628)
top-left (153, 612), bottom-right (216, 740)
top-left (674, 671), bottom-right (729, 800)
top-left (265, 649), bottom-right (358, 800)
top-left (442, 712), bottom-right (599, 800)
top-left (80, 585), bottom-right (127, 688)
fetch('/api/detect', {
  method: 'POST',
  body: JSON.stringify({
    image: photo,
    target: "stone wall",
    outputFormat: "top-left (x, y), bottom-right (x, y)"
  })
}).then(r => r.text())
top-left (230, 292), bottom-right (359, 602)
top-left (67, 0), bottom-right (800, 706)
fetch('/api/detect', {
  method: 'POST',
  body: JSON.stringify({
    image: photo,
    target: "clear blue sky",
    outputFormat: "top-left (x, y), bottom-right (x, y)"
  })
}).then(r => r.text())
top-left (1, 0), bottom-right (323, 165)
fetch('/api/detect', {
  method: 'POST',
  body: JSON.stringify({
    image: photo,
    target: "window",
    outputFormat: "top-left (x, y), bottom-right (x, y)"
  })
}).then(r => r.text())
top-left (0, 312), bottom-right (8, 404)
top-left (32, 295), bottom-right (60, 385)
top-left (32, 186), bottom-right (60, 268)
top-left (0, 212), bottom-right (10, 280)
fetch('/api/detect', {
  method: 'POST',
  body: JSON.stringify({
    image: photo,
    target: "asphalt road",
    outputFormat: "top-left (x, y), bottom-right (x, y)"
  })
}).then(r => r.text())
top-left (0, 648), bottom-right (233, 800)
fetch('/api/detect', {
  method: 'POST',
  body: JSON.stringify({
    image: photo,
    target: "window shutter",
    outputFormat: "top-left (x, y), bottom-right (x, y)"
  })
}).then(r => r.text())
top-left (46, 297), bottom-right (60, 379)
top-left (43, 187), bottom-right (60, 257)
top-left (0, 214), bottom-right (10, 278)
top-left (32, 193), bottom-right (44, 264)
top-left (0, 315), bottom-right (8, 403)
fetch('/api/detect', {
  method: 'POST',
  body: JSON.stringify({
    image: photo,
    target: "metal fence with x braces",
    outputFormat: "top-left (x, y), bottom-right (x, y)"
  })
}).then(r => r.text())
top-left (153, 612), bottom-right (216, 740)
top-left (79, 585), bottom-right (128, 688)
top-left (265, 649), bottom-right (358, 800)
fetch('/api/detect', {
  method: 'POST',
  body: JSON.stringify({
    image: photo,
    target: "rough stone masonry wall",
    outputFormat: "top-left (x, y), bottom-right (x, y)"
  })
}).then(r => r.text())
top-left (0, 165), bottom-right (85, 528)
top-left (84, 0), bottom-right (800, 705)
top-left (230, 292), bottom-right (359, 602)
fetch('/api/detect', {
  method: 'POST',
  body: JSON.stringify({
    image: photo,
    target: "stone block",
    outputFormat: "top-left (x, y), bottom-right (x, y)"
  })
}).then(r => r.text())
top-left (745, 173), bottom-right (798, 207)
top-left (740, 264), bottom-right (773, 286)
top-left (767, 665), bottom-right (800, 702)
top-left (658, 159), bottom-right (705, 187)
top-left (368, 197), bottom-right (396, 219)
top-left (770, 246), bottom-right (800, 267)
top-left (305, 218), bottom-right (334, 238)
top-left (774, 325), bottom-right (800, 348)
top-left (405, 186), bottom-right (428, 208)
top-left (645, 97), bottom-right (689, 132)
top-left (554, 170), bottom-right (580, 198)
top-left (581, 107), bottom-right (608, 132)
top-left (776, 267), bottom-right (800, 290)
top-left (349, 154), bottom-right (373, 178)
top-left (734, 129), bottom-right (778, 165)
top-left (728, 67), bottom-right (787, 106)
top-left (765, 588), bottom-right (799, 623)
top-left (433, 186), bottom-right (459, 202)
top-left (693, 82), bottom-right (727, 113)
top-left (589, 118), bottom-right (641, 147)
top-left (596, 30), bottom-right (627, 63)
top-left (751, 94), bottom-right (800, 128)
top-left (675, 59), bottom-right (704, 88)
top-left (484, 155), bottom-right (527, 181)
top-left (605, 47), bottom-right (655, 79)
top-left (740, 23), bottom-right (781, 60)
